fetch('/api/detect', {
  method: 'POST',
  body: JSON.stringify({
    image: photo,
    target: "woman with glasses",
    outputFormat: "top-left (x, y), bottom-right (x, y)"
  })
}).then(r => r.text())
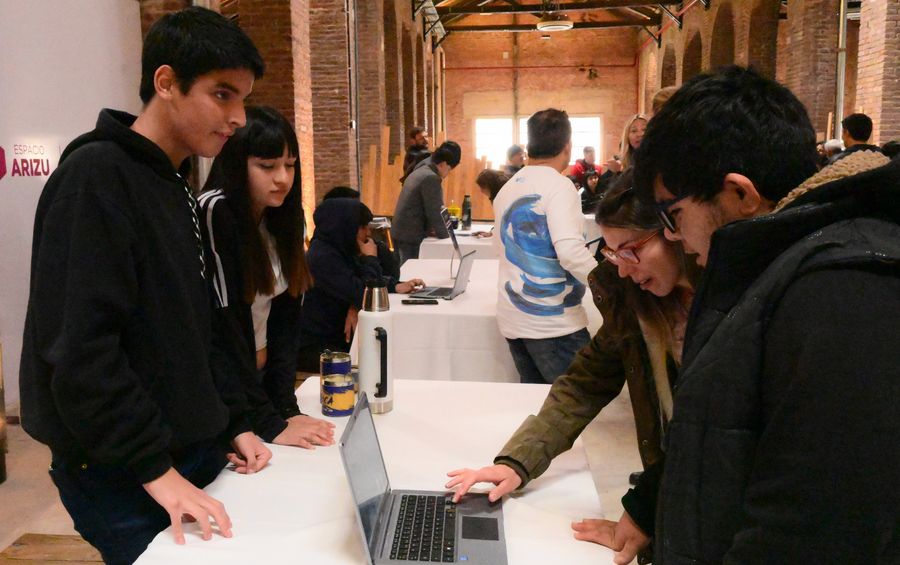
top-left (446, 174), bottom-right (700, 564)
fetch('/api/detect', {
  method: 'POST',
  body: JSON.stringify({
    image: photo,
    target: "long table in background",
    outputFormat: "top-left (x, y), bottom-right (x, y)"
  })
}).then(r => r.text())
top-left (137, 379), bottom-right (627, 565)
top-left (352, 259), bottom-right (603, 383)
top-left (418, 216), bottom-right (603, 261)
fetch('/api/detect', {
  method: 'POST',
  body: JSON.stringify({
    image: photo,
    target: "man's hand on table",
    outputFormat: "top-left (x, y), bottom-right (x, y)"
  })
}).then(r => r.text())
top-left (395, 278), bottom-right (425, 294)
top-left (273, 415), bottom-right (336, 449)
top-left (571, 510), bottom-right (648, 564)
top-left (227, 431), bottom-right (272, 474)
top-left (445, 464), bottom-right (522, 503)
top-left (143, 467), bottom-right (232, 544)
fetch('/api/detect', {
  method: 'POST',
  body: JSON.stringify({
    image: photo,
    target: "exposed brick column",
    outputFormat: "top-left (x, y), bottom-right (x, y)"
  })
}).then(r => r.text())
top-left (356, 0), bottom-right (387, 167)
top-left (782, 0), bottom-right (839, 136)
top-left (383, 0), bottom-right (403, 159)
top-left (401, 29), bottom-right (416, 135)
top-left (415, 33), bottom-right (426, 128)
top-left (290, 0), bottom-right (317, 226)
top-left (310, 0), bottom-right (357, 200)
top-left (856, 0), bottom-right (900, 144)
top-left (746, 0), bottom-right (780, 79)
top-left (240, 1), bottom-right (297, 122)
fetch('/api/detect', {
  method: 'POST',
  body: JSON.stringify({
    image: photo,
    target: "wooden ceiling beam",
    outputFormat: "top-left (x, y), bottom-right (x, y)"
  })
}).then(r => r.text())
top-left (445, 16), bottom-right (663, 31)
top-left (437, 0), bottom-right (679, 16)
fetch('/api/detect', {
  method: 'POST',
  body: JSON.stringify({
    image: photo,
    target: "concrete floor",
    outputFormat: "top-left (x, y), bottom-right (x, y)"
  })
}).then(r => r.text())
top-left (0, 423), bottom-right (77, 551)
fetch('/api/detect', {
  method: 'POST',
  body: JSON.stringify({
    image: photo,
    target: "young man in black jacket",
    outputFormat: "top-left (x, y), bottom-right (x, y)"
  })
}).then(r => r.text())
top-left (594, 66), bottom-right (900, 564)
top-left (19, 8), bottom-right (272, 563)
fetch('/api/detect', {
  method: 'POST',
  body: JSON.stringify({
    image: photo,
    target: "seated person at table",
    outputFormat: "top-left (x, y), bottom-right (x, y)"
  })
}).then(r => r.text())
top-left (504, 144), bottom-right (526, 175)
top-left (392, 141), bottom-right (462, 264)
top-left (597, 114), bottom-right (648, 194)
top-left (200, 106), bottom-right (335, 450)
top-left (493, 108), bottom-right (598, 384)
top-left (296, 198), bottom-right (424, 372)
top-left (472, 169), bottom-right (511, 238)
top-left (322, 185), bottom-right (400, 280)
top-left (448, 176), bottom-right (700, 565)
top-left (580, 170), bottom-right (602, 213)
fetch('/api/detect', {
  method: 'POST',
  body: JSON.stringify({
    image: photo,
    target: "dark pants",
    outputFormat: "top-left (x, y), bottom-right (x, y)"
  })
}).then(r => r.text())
top-left (395, 241), bottom-right (420, 265)
top-left (49, 441), bottom-right (227, 565)
top-left (506, 328), bottom-right (591, 384)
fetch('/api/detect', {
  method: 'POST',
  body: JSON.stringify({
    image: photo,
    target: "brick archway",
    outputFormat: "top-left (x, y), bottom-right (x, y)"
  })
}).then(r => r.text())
top-left (747, 0), bottom-right (779, 78)
top-left (683, 32), bottom-right (703, 82)
top-left (710, 3), bottom-right (735, 70)
top-left (661, 44), bottom-right (677, 87)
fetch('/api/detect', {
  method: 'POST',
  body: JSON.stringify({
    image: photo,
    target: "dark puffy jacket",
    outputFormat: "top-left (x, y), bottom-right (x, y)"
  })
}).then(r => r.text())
top-left (298, 198), bottom-right (383, 348)
top-left (656, 152), bottom-right (900, 564)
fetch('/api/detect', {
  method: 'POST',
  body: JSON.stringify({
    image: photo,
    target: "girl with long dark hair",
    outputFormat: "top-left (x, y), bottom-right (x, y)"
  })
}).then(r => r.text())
top-left (200, 106), bottom-right (335, 449)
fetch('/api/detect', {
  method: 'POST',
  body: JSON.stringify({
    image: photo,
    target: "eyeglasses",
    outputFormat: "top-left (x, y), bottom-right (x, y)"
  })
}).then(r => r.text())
top-left (655, 194), bottom-right (688, 233)
top-left (600, 231), bottom-right (660, 265)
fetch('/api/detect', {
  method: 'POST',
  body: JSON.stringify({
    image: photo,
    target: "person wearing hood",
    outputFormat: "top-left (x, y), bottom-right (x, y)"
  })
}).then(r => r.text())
top-left (296, 198), bottom-right (424, 372)
top-left (629, 66), bottom-right (900, 565)
top-left (392, 140), bottom-right (462, 264)
top-left (18, 8), bottom-right (271, 562)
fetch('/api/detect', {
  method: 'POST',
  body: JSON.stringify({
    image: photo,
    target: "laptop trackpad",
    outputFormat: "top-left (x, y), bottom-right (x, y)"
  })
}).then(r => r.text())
top-left (461, 516), bottom-right (499, 541)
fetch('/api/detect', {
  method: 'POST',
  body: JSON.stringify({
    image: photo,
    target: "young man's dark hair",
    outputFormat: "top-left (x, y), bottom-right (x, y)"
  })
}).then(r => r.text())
top-left (140, 6), bottom-right (265, 104)
top-left (841, 112), bottom-right (873, 142)
top-left (634, 65), bottom-right (818, 204)
top-left (432, 140), bottom-right (462, 168)
top-left (882, 140), bottom-right (900, 159)
top-left (526, 109), bottom-right (572, 160)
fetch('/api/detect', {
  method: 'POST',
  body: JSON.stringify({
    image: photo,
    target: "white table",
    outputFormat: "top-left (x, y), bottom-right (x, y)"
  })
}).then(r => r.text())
top-left (583, 214), bottom-right (603, 253)
top-left (352, 259), bottom-right (603, 383)
top-left (419, 223), bottom-right (497, 260)
top-left (137, 379), bottom-right (618, 564)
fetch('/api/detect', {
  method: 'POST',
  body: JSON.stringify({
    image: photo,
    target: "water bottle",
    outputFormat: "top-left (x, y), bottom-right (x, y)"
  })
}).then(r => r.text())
top-left (357, 280), bottom-right (394, 413)
top-left (461, 195), bottom-right (472, 231)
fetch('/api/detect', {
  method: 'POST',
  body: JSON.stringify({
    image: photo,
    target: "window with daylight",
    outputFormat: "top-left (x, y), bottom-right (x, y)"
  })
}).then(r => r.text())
top-left (474, 118), bottom-right (514, 169)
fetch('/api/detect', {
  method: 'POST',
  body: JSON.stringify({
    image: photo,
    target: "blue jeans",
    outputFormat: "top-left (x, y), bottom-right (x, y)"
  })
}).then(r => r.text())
top-left (506, 328), bottom-right (591, 384)
top-left (49, 441), bottom-right (227, 565)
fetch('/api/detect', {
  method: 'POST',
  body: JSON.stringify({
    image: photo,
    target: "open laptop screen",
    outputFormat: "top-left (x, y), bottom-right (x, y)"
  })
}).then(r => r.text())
top-left (340, 395), bottom-right (391, 555)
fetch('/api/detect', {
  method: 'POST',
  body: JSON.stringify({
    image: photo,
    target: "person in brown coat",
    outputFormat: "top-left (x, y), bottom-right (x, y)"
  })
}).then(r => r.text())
top-left (446, 175), bottom-right (701, 563)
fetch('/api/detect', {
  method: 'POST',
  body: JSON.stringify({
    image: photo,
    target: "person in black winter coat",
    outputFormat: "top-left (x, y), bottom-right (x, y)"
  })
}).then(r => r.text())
top-left (18, 8), bottom-right (271, 562)
top-left (200, 106), bottom-right (335, 450)
top-left (626, 65), bottom-right (900, 565)
top-left (296, 198), bottom-right (424, 372)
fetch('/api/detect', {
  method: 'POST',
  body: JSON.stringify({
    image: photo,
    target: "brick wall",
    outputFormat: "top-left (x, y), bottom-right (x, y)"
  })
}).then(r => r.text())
top-left (357, 0), bottom-right (386, 168)
top-left (442, 28), bottom-right (639, 166)
top-left (240, 1), bottom-right (296, 122)
top-left (401, 29), bottom-right (416, 141)
top-left (309, 0), bottom-right (356, 200)
top-left (383, 0), bottom-right (403, 159)
top-left (856, 0), bottom-right (900, 144)
top-left (139, 0), bottom-right (190, 37)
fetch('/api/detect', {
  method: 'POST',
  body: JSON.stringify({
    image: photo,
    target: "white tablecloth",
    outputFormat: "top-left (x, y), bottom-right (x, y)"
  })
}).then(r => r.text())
top-left (137, 379), bottom-right (617, 565)
top-left (351, 259), bottom-right (603, 383)
top-left (419, 222), bottom-right (497, 260)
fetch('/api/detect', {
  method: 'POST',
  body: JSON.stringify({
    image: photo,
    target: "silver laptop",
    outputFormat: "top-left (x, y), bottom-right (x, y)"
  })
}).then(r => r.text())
top-left (339, 394), bottom-right (508, 565)
top-left (410, 250), bottom-right (477, 300)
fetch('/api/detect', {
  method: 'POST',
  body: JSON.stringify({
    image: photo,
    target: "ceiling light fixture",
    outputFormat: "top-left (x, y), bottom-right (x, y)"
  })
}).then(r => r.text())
top-left (536, 0), bottom-right (574, 32)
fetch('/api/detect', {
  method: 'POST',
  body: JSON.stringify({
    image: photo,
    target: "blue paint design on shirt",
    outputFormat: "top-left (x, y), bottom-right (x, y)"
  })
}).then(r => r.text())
top-left (500, 194), bottom-right (586, 316)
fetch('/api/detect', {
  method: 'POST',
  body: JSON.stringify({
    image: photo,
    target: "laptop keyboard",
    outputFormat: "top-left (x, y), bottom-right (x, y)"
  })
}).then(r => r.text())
top-left (428, 288), bottom-right (452, 298)
top-left (390, 495), bottom-right (456, 562)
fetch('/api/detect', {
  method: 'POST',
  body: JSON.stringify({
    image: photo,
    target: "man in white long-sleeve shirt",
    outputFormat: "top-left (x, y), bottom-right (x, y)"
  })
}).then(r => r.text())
top-left (493, 109), bottom-right (598, 383)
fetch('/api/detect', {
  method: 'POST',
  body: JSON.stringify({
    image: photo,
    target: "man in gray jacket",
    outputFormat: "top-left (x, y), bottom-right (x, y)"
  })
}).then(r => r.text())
top-left (392, 141), bottom-right (461, 264)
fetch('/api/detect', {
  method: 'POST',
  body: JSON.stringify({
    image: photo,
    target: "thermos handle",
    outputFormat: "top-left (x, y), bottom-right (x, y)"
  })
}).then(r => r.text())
top-left (375, 327), bottom-right (388, 398)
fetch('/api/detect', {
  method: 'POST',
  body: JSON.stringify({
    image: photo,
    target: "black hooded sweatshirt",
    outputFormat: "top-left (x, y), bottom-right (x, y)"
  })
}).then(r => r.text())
top-left (297, 198), bottom-right (384, 349)
top-left (19, 109), bottom-right (250, 484)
